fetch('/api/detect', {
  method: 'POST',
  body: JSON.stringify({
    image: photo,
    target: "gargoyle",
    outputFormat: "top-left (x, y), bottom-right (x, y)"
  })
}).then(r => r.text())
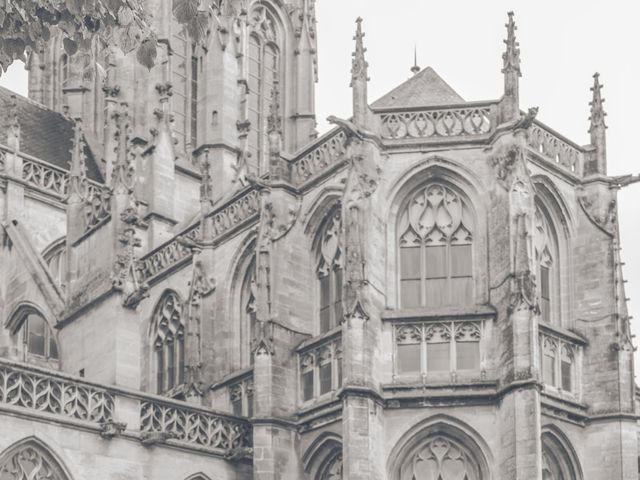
top-left (513, 107), bottom-right (539, 130)
top-left (327, 115), bottom-right (377, 142)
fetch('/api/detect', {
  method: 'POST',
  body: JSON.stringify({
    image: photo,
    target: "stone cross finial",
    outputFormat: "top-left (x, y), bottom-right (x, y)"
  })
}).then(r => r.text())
top-left (502, 11), bottom-right (521, 76)
top-left (588, 72), bottom-right (607, 174)
top-left (67, 118), bottom-right (88, 204)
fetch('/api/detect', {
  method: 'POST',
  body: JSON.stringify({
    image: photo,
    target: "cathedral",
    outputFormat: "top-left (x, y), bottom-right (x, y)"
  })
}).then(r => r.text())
top-left (0, 1), bottom-right (638, 478)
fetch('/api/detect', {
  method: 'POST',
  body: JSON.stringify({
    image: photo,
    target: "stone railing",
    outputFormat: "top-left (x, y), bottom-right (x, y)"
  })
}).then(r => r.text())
top-left (0, 360), bottom-right (114, 424)
top-left (377, 102), bottom-right (497, 141)
top-left (140, 399), bottom-right (252, 451)
top-left (290, 129), bottom-right (348, 184)
top-left (22, 155), bottom-right (69, 198)
top-left (137, 188), bottom-right (260, 284)
top-left (527, 121), bottom-right (584, 176)
top-left (0, 359), bottom-right (253, 454)
top-left (136, 224), bottom-right (200, 283)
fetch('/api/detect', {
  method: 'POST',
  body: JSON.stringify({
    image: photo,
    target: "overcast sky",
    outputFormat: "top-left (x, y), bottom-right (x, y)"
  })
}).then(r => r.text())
top-left (2, 0), bottom-right (640, 372)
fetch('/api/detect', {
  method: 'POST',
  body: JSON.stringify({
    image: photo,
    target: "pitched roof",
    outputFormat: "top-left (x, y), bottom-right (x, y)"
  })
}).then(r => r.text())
top-left (371, 66), bottom-right (465, 109)
top-left (0, 87), bottom-right (103, 183)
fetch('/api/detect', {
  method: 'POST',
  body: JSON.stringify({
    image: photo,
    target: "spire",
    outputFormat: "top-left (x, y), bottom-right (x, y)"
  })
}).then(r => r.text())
top-left (501, 11), bottom-right (521, 122)
top-left (410, 45), bottom-right (420, 75)
top-left (588, 72), bottom-right (607, 175)
top-left (67, 119), bottom-right (88, 204)
top-left (350, 17), bottom-right (369, 128)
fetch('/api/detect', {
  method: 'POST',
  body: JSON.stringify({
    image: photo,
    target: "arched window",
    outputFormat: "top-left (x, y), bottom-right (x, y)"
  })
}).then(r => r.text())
top-left (318, 451), bottom-right (343, 480)
top-left (0, 439), bottom-right (71, 480)
top-left (10, 308), bottom-right (59, 362)
top-left (316, 208), bottom-right (343, 334)
top-left (60, 54), bottom-right (69, 88)
top-left (398, 435), bottom-right (482, 480)
top-left (540, 335), bottom-right (575, 394)
top-left (43, 239), bottom-right (66, 289)
top-left (151, 291), bottom-right (185, 394)
top-left (398, 183), bottom-right (474, 309)
top-left (241, 256), bottom-right (257, 367)
top-left (541, 431), bottom-right (581, 480)
top-left (248, 4), bottom-right (281, 174)
top-left (534, 204), bottom-right (560, 325)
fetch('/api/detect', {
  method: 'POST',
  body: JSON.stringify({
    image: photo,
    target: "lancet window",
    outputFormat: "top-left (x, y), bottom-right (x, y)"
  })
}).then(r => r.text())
top-left (534, 204), bottom-right (559, 325)
top-left (152, 292), bottom-right (185, 394)
top-left (398, 435), bottom-right (482, 480)
top-left (398, 183), bottom-right (474, 309)
top-left (248, 4), bottom-right (281, 173)
top-left (10, 309), bottom-right (59, 362)
top-left (395, 321), bottom-right (481, 377)
top-left (300, 338), bottom-right (342, 402)
top-left (316, 208), bottom-right (343, 334)
top-left (241, 257), bottom-right (258, 366)
top-left (318, 452), bottom-right (343, 480)
top-left (542, 432), bottom-right (580, 480)
top-left (540, 334), bottom-right (576, 395)
top-left (0, 441), bottom-right (70, 480)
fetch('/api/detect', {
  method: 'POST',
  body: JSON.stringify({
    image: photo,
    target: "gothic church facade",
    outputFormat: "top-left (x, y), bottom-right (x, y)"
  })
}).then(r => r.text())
top-left (0, 2), bottom-right (637, 479)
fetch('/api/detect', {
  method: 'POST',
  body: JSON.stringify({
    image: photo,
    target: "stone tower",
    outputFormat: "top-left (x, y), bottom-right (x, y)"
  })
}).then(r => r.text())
top-left (0, 5), bottom-right (638, 480)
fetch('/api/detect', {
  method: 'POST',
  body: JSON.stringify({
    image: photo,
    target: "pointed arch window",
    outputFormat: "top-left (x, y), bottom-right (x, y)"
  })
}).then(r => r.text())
top-left (398, 183), bottom-right (474, 308)
top-left (241, 257), bottom-right (258, 367)
top-left (534, 204), bottom-right (560, 325)
top-left (10, 308), bottom-right (59, 362)
top-left (540, 334), bottom-right (576, 394)
top-left (0, 441), bottom-right (70, 480)
top-left (316, 208), bottom-right (343, 334)
top-left (541, 431), bottom-right (581, 480)
top-left (318, 451), bottom-right (343, 480)
top-left (152, 292), bottom-right (185, 394)
top-left (398, 435), bottom-right (482, 480)
top-left (248, 4), bottom-right (281, 174)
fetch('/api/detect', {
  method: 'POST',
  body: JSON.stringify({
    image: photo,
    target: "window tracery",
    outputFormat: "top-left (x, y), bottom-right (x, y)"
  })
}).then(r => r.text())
top-left (398, 436), bottom-right (481, 480)
top-left (533, 204), bottom-right (559, 325)
top-left (398, 183), bottom-right (474, 308)
top-left (540, 334), bottom-right (576, 395)
top-left (541, 432), bottom-right (580, 480)
top-left (318, 452), bottom-right (343, 480)
top-left (152, 292), bottom-right (185, 394)
top-left (248, 4), bottom-right (281, 173)
top-left (299, 338), bottom-right (342, 402)
top-left (0, 442), bottom-right (69, 480)
top-left (317, 208), bottom-right (343, 334)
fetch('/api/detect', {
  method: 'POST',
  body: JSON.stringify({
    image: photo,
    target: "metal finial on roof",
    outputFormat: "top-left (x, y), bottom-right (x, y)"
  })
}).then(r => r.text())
top-left (411, 45), bottom-right (420, 75)
top-left (502, 11), bottom-right (521, 76)
top-left (589, 72), bottom-right (607, 132)
top-left (350, 17), bottom-right (369, 87)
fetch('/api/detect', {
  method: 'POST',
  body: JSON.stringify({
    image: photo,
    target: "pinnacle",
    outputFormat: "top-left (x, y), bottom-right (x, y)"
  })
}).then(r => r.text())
top-left (502, 10), bottom-right (521, 76)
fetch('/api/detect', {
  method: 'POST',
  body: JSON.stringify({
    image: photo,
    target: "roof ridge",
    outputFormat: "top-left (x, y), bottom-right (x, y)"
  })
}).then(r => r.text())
top-left (0, 85), bottom-right (65, 118)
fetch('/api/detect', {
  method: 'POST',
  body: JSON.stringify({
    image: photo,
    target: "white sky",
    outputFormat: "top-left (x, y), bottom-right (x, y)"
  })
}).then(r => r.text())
top-left (2, 0), bottom-right (640, 372)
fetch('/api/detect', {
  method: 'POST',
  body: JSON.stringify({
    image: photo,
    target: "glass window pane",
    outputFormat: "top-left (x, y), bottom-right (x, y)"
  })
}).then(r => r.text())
top-left (167, 344), bottom-right (175, 391)
top-left (48, 336), bottom-right (59, 360)
top-left (456, 341), bottom-right (480, 370)
top-left (231, 397), bottom-right (243, 416)
top-left (427, 342), bottom-right (450, 372)
top-left (337, 359), bottom-right (343, 388)
top-left (319, 363), bottom-right (332, 395)
top-left (425, 279), bottom-right (447, 307)
top-left (320, 307), bottom-right (331, 334)
top-left (397, 343), bottom-right (421, 374)
top-left (302, 371), bottom-right (314, 401)
top-left (333, 268), bottom-right (343, 325)
top-left (541, 299), bottom-right (551, 324)
top-left (543, 353), bottom-right (556, 386)
top-left (247, 391), bottom-right (254, 417)
top-left (450, 277), bottom-right (473, 305)
top-left (28, 315), bottom-right (46, 336)
top-left (156, 350), bottom-right (164, 394)
top-left (540, 266), bottom-right (550, 299)
top-left (401, 279), bottom-right (421, 308)
top-left (451, 244), bottom-right (472, 277)
top-left (177, 337), bottom-right (185, 385)
top-left (319, 275), bottom-right (331, 308)
top-left (400, 247), bottom-right (421, 280)
top-left (561, 360), bottom-right (572, 392)
top-left (425, 246), bottom-right (447, 279)
top-left (28, 334), bottom-right (45, 357)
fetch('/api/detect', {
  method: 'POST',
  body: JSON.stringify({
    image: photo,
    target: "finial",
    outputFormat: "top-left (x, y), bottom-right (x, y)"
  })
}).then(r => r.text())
top-left (589, 72), bottom-right (607, 132)
top-left (67, 118), bottom-right (88, 203)
top-left (502, 11), bottom-right (521, 76)
top-left (350, 17), bottom-right (369, 87)
top-left (588, 72), bottom-right (607, 175)
top-left (410, 45), bottom-right (420, 75)
top-left (267, 79), bottom-right (282, 136)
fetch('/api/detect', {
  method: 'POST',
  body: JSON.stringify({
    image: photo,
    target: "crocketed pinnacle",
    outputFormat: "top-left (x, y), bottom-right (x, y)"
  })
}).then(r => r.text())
top-left (68, 118), bottom-right (88, 203)
top-left (350, 17), bottom-right (369, 87)
top-left (111, 103), bottom-right (134, 194)
top-left (267, 80), bottom-right (282, 135)
top-left (589, 72), bottom-right (607, 132)
top-left (502, 11), bottom-right (521, 76)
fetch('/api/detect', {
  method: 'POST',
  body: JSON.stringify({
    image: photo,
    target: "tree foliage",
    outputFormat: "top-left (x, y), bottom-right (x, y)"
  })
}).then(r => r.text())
top-left (0, 0), bottom-right (217, 76)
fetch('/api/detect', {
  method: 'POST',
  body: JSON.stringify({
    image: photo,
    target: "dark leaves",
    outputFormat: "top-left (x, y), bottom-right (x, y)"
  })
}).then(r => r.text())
top-left (136, 37), bottom-right (157, 70)
top-left (173, 0), bottom-right (199, 24)
top-left (63, 36), bottom-right (78, 55)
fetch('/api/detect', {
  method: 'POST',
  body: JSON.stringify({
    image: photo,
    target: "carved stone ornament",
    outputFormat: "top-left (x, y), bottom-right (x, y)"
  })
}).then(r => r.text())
top-left (261, 190), bottom-right (301, 242)
top-left (99, 420), bottom-right (127, 439)
top-left (491, 146), bottom-right (520, 190)
top-left (112, 225), bottom-right (149, 308)
top-left (577, 187), bottom-right (616, 236)
top-left (189, 257), bottom-right (216, 303)
top-left (224, 446), bottom-right (254, 462)
top-left (140, 430), bottom-right (180, 447)
top-left (252, 319), bottom-right (275, 357)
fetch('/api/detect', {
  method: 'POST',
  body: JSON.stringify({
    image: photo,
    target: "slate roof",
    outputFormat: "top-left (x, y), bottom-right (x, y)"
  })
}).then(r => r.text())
top-left (371, 66), bottom-right (465, 109)
top-left (0, 86), bottom-right (103, 182)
